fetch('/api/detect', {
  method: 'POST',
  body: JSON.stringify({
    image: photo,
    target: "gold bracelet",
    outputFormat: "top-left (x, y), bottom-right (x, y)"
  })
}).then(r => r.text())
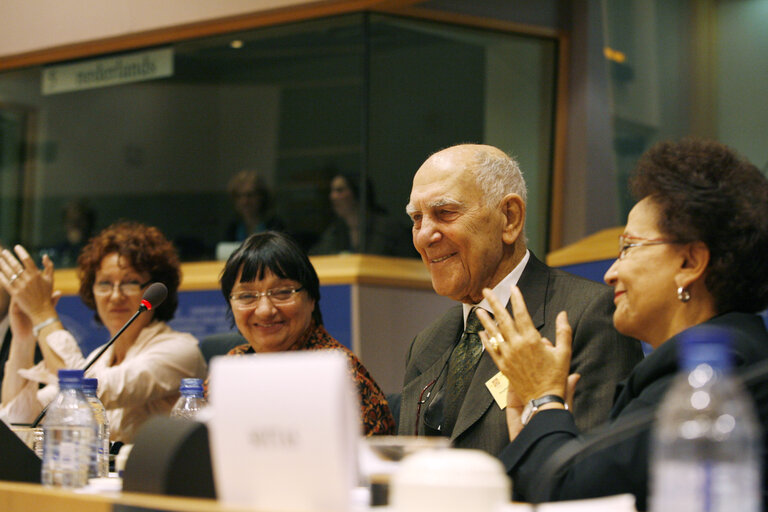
top-left (32, 317), bottom-right (59, 337)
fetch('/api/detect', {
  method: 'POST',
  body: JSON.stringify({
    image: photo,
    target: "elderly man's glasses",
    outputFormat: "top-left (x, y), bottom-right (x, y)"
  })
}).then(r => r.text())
top-left (93, 280), bottom-right (151, 296)
top-left (229, 287), bottom-right (304, 308)
top-left (618, 234), bottom-right (678, 260)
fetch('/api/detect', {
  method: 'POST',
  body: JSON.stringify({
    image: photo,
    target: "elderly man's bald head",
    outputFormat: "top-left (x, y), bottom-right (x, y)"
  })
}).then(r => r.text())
top-left (422, 144), bottom-right (527, 209)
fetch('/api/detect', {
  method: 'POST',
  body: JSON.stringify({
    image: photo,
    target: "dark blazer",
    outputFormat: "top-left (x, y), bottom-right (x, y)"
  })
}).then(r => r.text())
top-left (397, 253), bottom-right (644, 455)
top-left (501, 311), bottom-right (768, 511)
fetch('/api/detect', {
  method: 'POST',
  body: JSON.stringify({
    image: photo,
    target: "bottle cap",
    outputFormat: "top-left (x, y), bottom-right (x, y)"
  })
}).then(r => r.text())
top-left (83, 378), bottom-right (98, 393)
top-left (58, 369), bottom-right (85, 387)
top-left (179, 378), bottom-right (204, 392)
top-left (678, 324), bottom-right (733, 372)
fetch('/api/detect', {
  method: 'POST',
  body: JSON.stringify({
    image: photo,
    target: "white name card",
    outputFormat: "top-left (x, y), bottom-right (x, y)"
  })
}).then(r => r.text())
top-left (42, 47), bottom-right (173, 95)
top-left (207, 351), bottom-right (360, 511)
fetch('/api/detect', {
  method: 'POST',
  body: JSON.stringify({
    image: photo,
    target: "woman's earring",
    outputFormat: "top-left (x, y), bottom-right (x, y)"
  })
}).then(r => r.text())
top-left (677, 286), bottom-right (691, 303)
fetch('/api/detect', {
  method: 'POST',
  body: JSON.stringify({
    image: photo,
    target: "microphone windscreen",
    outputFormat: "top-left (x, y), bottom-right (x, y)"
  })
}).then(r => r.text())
top-left (142, 282), bottom-right (168, 309)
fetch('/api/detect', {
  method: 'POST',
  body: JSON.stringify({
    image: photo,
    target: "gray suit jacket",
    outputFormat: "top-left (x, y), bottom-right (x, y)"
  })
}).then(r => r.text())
top-left (397, 254), bottom-right (644, 456)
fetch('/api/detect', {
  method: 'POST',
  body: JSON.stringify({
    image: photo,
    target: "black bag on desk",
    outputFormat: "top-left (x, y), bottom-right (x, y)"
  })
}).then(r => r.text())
top-left (0, 422), bottom-right (41, 483)
top-left (122, 415), bottom-right (216, 499)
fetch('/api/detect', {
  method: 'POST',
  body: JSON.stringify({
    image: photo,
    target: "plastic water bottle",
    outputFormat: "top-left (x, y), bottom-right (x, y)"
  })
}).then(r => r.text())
top-left (41, 369), bottom-right (97, 488)
top-left (650, 326), bottom-right (762, 512)
top-left (170, 378), bottom-right (208, 420)
top-left (82, 378), bottom-right (110, 478)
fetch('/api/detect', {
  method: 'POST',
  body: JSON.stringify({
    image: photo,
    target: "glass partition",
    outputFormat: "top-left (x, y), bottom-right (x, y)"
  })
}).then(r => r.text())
top-left (0, 13), bottom-right (558, 265)
top-left (603, 0), bottom-right (768, 219)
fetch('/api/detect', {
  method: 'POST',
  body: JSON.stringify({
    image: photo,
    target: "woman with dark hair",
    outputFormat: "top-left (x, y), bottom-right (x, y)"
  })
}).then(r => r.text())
top-left (0, 221), bottom-right (206, 442)
top-left (310, 173), bottom-right (414, 258)
top-left (219, 231), bottom-right (395, 435)
top-left (475, 138), bottom-right (768, 509)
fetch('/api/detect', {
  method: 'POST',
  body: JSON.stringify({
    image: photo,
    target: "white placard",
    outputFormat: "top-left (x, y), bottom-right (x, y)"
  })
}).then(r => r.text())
top-left (207, 351), bottom-right (360, 511)
top-left (42, 47), bottom-right (173, 95)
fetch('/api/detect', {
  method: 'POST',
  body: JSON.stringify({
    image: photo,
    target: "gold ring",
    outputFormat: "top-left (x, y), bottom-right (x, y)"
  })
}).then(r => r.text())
top-left (8, 273), bottom-right (19, 284)
top-left (488, 335), bottom-right (502, 352)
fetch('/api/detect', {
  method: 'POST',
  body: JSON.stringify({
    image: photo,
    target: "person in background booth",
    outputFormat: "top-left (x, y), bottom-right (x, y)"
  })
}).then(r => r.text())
top-left (37, 199), bottom-right (97, 269)
top-left (216, 230), bottom-right (395, 435)
top-left (310, 172), bottom-right (414, 258)
top-left (225, 170), bottom-right (285, 242)
top-left (478, 138), bottom-right (768, 510)
top-left (0, 221), bottom-right (207, 443)
top-left (399, 143), bottom-right (643, 453)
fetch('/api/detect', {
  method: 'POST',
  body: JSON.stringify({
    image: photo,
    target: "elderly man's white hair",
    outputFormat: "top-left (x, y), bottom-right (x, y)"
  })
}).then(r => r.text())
top-left (467, 145), bottom-right (527, 208)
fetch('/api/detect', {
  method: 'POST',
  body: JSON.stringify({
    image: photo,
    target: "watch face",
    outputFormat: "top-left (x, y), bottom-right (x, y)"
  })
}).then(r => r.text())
top-left (521, 395), bottom-right (565, 426)
top-left (521, 402), bottom-right (535, 426)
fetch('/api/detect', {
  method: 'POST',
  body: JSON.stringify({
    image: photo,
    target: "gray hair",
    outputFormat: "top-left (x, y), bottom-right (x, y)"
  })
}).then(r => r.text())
top-left (469, 147), bottom-right (527, 207)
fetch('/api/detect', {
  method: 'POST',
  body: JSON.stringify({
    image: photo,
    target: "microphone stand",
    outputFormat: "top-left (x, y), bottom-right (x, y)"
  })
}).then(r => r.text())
top-left (29, 306), bottom-right (148, 429)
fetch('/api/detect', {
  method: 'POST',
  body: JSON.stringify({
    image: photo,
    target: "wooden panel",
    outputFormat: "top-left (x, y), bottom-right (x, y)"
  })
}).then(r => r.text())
top-left (546, 226), bottom-right (623, 267)
top-left (53, 254), bottom-right (432, 295)
top-left (0, 480), bottom-right (255, 512)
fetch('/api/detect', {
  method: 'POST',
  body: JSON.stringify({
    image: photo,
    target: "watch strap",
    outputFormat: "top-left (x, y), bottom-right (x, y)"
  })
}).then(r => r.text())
top-left (521, 394), bottom-right (566, 425)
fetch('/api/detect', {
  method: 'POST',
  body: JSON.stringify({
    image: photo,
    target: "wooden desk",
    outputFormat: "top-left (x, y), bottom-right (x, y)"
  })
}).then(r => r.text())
top-left (0, 480), bottom-right (254, 512)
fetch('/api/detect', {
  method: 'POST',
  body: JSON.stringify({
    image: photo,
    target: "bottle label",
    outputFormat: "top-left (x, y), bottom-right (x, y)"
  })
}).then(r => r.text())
top-left (58, 441), bottom-right (78, 470)
top-left (651, 460), bottom-right (760, 512)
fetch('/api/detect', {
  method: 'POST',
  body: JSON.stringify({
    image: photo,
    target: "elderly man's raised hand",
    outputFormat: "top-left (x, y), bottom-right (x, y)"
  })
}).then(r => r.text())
top-left (476, 285), bottom-right (574, 411)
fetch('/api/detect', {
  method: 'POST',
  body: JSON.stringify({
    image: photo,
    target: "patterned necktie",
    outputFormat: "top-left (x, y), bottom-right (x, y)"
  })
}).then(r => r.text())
top-left (442, 307), bottom-right (486, 436)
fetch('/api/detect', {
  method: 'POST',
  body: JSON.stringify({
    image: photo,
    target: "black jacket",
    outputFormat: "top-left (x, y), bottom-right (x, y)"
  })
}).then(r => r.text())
top-left (501, 311), bottom-right (768, 511)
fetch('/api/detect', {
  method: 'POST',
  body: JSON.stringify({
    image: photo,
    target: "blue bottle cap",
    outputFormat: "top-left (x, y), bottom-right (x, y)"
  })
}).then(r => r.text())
top-left (678, 324), bottom-right (733, 372)
top-left (179, 378), bottom-right (204, 392)
top-left (58, 369), bottom-right (85, 387)
top-left (82, 378), bottom-right (98, 392)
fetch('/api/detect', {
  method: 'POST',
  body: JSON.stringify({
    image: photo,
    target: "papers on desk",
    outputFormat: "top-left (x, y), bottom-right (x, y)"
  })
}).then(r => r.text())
top-left (207, 351), bottom-right (360, 512)
top-left (503, 493), bottom-right (637, 511)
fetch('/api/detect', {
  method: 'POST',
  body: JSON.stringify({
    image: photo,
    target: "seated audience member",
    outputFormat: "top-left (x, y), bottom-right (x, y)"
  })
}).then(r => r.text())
top-left (477, 138), bottom-right (768, 510)
top-left (310, 172), bottom-right (414, 258)
top-left (224, 170), bottom-right (285, 242)
top-left (399, 144), bottom-right (643, 454)
top-left (0, 222), bottom-right (207, 443)
top-left (38, 199), bottom-right (96, 268)
top-left (216, 230), bottom-right (395, 435)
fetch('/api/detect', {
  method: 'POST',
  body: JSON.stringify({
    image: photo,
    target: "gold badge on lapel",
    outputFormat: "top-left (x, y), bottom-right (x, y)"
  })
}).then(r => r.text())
top-left (485, 371), bottom-right (509, 409)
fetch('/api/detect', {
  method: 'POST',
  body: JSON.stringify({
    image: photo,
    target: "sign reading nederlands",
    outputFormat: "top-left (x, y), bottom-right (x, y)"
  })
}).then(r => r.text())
top-left (42, 47), bottom-right (173, 95)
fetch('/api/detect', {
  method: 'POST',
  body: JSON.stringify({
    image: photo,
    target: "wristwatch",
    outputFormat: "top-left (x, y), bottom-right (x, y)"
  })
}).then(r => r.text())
top-left (521, 394), bottom-right (566, 425)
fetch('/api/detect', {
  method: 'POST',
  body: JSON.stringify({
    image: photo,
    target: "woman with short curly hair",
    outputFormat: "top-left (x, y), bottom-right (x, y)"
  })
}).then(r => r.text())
top-left (477, 138), bottom-right (768, 509)
top-left (0, 221), bottom-right (206, 443)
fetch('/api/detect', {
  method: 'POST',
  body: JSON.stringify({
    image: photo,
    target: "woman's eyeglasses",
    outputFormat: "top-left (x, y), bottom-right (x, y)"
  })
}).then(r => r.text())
top-left (93, 280), bottom-right (151, 296)
top-left (229, 287), bottom-right (304, 308)
top-left (618, 234), bottom-right (679, 260)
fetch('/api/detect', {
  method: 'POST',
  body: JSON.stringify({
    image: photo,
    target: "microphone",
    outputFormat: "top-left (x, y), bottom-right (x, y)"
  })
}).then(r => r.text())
top-left (30, 283), bottom-right (168, 428)
top-left (137, 282), bottom-right (168, 315)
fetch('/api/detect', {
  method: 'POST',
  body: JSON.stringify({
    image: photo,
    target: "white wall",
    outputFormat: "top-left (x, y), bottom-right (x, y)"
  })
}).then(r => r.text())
top-left (0, 0), bottom-right (316, 58)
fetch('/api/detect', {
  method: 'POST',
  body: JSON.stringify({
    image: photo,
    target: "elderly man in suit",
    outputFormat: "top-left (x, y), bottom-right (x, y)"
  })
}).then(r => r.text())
top-left (399, 143), bottom-right (643, 454)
